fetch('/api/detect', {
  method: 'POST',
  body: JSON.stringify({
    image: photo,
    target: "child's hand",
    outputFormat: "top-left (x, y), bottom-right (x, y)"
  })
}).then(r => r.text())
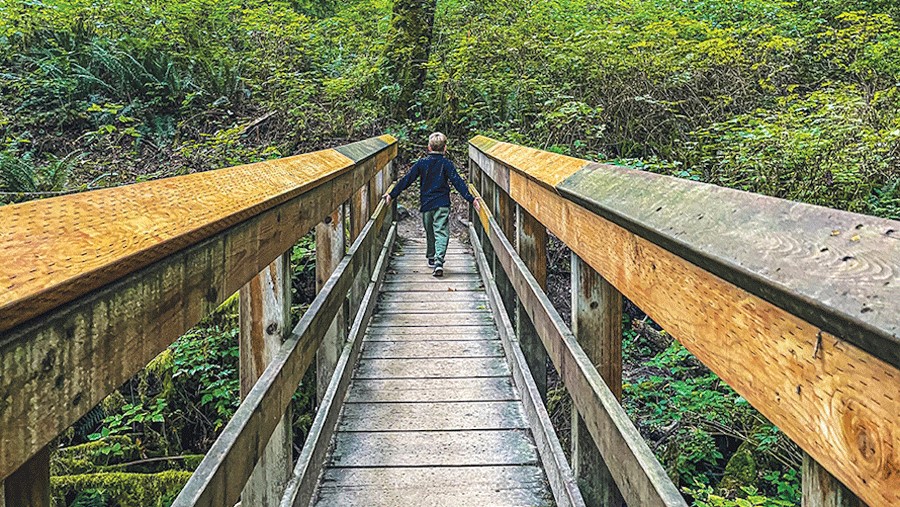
top-left (473, 198), bottom-right (481, 212)
top-left (383, 193), bottom-right (392, 204)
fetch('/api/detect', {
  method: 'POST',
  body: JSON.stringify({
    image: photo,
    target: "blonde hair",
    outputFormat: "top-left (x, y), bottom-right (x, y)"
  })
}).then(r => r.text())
top-left (428, 132), bottom-right (447, 152)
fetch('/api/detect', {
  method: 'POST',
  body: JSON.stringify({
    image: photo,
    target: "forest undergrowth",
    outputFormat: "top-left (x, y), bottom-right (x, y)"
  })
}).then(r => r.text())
top-left (1, 0), bottom-right (898, 505)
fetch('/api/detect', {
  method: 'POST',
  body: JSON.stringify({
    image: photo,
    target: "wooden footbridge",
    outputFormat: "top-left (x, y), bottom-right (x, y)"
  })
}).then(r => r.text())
top-left (1, 136), bottom-right (898, 507)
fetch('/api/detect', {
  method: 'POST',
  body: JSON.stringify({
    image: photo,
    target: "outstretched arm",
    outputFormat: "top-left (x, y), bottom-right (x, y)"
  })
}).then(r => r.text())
top-left (384, 162), bottom-right (420, 203)
top-left (446, 162), bottom-right (481, 210)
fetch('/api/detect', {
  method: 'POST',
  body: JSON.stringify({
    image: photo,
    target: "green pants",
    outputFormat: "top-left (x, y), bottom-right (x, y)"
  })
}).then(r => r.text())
top-left (423, 206), bottom-right (450, 266)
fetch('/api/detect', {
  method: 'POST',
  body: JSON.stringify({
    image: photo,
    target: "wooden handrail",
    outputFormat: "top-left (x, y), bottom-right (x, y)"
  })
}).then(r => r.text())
top-left (470, 186), bottom-right (686, 507)
top-left (0, 136), bottom-right (395, 334)
top-left (173, 192), bottom-right (395, 507)
top-left (0, 136), bottom-right (396, 483)
top-left (468, 136), bottom-right (900, 507)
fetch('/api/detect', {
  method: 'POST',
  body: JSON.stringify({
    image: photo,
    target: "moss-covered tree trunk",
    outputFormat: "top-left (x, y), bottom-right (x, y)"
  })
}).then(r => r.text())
top-left (385, 0), bottom-right (437, 119)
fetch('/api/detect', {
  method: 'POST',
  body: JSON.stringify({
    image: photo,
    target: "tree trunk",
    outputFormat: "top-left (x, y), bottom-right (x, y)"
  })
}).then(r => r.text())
top-left (385, 0), bottom-right (437, 118)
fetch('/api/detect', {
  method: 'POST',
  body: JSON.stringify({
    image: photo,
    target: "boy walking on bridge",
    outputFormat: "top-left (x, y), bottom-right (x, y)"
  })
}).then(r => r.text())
top-left (384, 132), bottom-right (481, 277)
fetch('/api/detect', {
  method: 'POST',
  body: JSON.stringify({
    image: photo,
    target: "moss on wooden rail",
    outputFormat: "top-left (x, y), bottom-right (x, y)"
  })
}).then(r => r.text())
top-left (468, 136), bottom-right (900, 507)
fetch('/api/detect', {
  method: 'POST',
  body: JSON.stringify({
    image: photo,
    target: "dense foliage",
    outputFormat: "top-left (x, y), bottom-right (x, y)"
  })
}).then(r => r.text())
top-left (1, 0), bottom-right (897, 505)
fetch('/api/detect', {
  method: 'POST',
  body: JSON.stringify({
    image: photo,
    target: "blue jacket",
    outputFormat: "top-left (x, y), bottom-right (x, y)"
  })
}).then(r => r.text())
top-left (389, 153), bottom-right (475, 212)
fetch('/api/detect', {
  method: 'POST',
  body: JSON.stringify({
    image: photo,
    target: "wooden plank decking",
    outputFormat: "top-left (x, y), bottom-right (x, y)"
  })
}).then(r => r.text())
top-left (312, 240), bottom-right (555, 507)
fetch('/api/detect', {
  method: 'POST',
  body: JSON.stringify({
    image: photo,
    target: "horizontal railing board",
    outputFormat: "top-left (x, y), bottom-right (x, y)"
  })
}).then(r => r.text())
top-left (559, 163), bottom-right (900, 369)
top-left (0, 139), bottom-right (395, 483)
top-left (468, 139), bottom-right (900, 507)
top-left (173, 192), bottom-right (393, 507)
top-left (279, 222), bottom-right (395, 507)
top-left (0, 135), bottom-right (396, 333)
top-left (471, 188), bottom-right (686, 507)
top-left (470, 222), bottom-right (586, 507)
top-left (469, 135), bottom-right (900, 369)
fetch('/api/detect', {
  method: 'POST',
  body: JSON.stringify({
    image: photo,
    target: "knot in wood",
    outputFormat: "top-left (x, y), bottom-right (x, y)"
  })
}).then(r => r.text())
top-left (266, 322), bottom-right (280, 335)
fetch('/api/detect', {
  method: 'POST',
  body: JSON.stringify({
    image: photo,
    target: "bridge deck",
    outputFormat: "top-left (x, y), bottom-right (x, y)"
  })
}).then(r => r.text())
top-left (312, 239), bottom-right (555, 507)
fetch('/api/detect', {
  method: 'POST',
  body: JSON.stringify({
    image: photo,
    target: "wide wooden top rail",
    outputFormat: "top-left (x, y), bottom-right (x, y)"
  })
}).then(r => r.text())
top-left (0, 135), bottom-right (396, 334)
top-left (0, 136), bottom-right (396, 482)
top-left (468, 136), bottom-right (899, 507)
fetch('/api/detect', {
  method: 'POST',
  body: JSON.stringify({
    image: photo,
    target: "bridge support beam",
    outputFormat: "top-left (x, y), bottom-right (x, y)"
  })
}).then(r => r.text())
top-left (3, 446), bottom-right (50, 507)
top-left (317, 205), bottom-right (347, 402)
top-left (571, 252), bottom-right (624, 507)
top-left (350, 182), bottom-right (370, 313)
top-left (802, 453), bottom-right (865, 507)
top-left (516, 204), bottom-right (548, 402)
top-left (239, 253), bottom-right (293, 506)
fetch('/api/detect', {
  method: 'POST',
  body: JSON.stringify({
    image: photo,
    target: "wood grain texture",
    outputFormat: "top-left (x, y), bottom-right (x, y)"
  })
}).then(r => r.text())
top-left (0, 139), bottom-right (395, 482)
top-left (361, 340), bottom-right (503, 359)
top-left (475, 193), bottom-right (687, 507)
top-left (316, 204), bottom-right (347, 403)
top-left (471, 222), bottom-right (586, 507)
top-left (279, 224), bottom-right (395, 507)
top-left (516, 202), bottom-right (549, 402)
top-left (354, 357), bottom-right (511, 379)
top-left (571, 252), bottom-right (624, 507)
top-left (330, 430), bottom-right (539, 467)
top-left (171, 184), bottom-right (394, 507)
top-left (313, 466), bottom-right (553, 507)
top-left (345, 377), bottom-right (517, 403)
top-left (0, 137), bottom-right (396, 333)
top-left (558, 162), bottom-right (900, 370)
top-left (3, 446), bottom-right (49, 507)
top-left (802, 453), bottom-right (866, 507)
top-left (507, 165), bottom-right (900, 507)
top-left (239, 254), bottom-right (292, 506)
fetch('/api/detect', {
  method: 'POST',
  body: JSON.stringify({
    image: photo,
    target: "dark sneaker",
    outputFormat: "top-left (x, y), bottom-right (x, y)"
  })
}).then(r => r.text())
top-left (428, 258), bottom-right (436, 267)
top-left (432, 266), bottom-right (444, 277)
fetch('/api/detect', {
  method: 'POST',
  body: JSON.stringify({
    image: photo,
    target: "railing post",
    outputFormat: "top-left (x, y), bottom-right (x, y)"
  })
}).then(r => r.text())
top-left (570, 252), bottom-right (624, 506)
top-left (239, 253), bottom-right (293, 505)
top-left (494, 185), bottom-right (517, 323)
top-left (3, 446), bottom-right (50, 507)
top-left (316, 205), bottom-right (347, 402)
top-left (350, 181), bottom-right (370, 312)
top-left (803, 453), bottom-right (865, 507)
top-left (516, 204), bottom-right (548, 402)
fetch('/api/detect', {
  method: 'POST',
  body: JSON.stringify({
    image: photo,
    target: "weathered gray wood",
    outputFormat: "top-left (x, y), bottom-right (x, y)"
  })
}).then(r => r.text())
top-left (557, 162), bottom-right (900, 370)
top-left (477, 199), bottom-right (687, 507)
top-left (345, 377), bottom-right (518, 402)
top-left (331, 430), bottom-right (539, 467)
top-left (369, 313), bottom-right (494, 327)
top-left (381, 273), bottom-right (481, 282)
top-left (471, 222), bottom-right (586, 507)
top-left (361, 340), bottom-right (503, 359)
top-left (338, 401), bottom-right (527, 431)
top-left (354, 357), bottom-right (510, 379)
top-left (279, 224), bottom-right (396, 507)
top-left (314, 466), bottom-right (553, 507)
top-left (3, 446), bottom-right (49, 507)
top-left (172, 195), bottom-right (393, 507)
top-left (571, 251), bottom-right (624, 507)
top-left (376, 291), bottom-right (487, 303)
top-left (376, 300), bottom-right (491, 313)
top-left (516, 203), bottom-right (549, 402)
top-left (316, 204), bottom-right (347, 403)
top-left (239, 253), bottom-right (292, 506)
top-left (380, 281), bottom-right (483, 292)
top-left (802, 453), bottom-right (866, 507)
top-left (364, 326), bottom-right (498, 338)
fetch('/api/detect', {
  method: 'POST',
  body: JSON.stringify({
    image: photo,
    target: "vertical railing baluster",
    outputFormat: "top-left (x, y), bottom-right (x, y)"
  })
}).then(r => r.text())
top-left (516, 204), bottom-right (549, 402)
top-left (802, 453), bottom-right (865, 507)
top-left (239, 253), bottom-right (293, 505)
top-left (570, 252), bottom-right (624, 507)
top-left (3, 446), bottom-right (50, 507)
top-left (349, 183), bottom-right (370, 313)
top-left (316, 205), bottom-right (347, 402)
